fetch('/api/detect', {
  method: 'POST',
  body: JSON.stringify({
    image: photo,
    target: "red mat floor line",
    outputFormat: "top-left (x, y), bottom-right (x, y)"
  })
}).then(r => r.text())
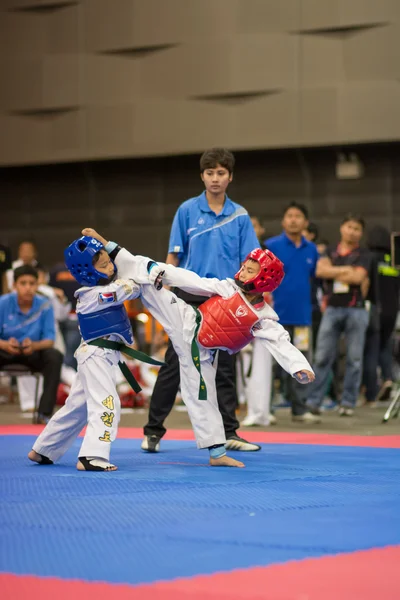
top-left (1, 424), bottom-right (400, 447)
top-left (2, 545), bottom-right (400, 600)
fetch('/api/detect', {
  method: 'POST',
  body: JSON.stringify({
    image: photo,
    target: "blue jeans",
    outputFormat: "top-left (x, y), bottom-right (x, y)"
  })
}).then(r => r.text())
top-left (59, 318), bottom-right (81, 370)
top-left (307, 307), bottom-right (369, 409)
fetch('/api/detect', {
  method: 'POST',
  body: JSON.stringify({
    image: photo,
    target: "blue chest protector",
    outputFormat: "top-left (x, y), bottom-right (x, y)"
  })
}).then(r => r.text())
top-left (78, 304), bottom-right (133, 345)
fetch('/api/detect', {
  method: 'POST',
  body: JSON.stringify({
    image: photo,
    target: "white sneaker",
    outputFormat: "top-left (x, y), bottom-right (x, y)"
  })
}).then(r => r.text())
top-left (141, 435), bottom-right (161, 452)
top-left (338, 407), bottom-right (354, 417)
top-left (241, 414), bottom-right (277, 427)
top-left (292, 412), bottom-right (321, 424)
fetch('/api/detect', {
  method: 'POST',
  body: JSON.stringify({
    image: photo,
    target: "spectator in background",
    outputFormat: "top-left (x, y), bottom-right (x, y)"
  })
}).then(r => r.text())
top-left (6, 239), bottom-right (39, 292)
top-left (49, 261), bottom-right (81, 370)
top-left (265, 203), bottom-right (320, 423)
top-left (303, 222), bottom-right (319, 245)
top-left (363, 225), bottom-right (400, 403)
top-left (250, 216), bottom-right (266, 246)
top-left (16, 266), bottom-right (76, 413)
top-left (303, 222), bottom-right (323, 351)
top-left (307, 215), bottom-right (371, 417)
top-left (0, 242), bottom-right (12, 295)
top-left (0, 265), bottom-right (63, 423)
top-left (142, 147), bottom-right (261, 453)
top-left (240, 216), bottom-right (275, 427)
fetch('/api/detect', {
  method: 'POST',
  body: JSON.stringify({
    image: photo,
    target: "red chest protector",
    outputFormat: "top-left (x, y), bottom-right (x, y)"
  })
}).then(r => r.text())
top-left (197, 292), bottom-right (259, 353)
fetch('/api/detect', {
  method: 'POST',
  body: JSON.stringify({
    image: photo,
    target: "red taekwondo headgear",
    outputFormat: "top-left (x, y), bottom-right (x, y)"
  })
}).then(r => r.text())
top-left (234, 248), bottom-right (285, 294)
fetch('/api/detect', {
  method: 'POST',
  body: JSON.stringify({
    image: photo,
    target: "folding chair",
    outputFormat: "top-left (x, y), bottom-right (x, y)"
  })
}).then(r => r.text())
top-left (0, 364), bottom-right (41, 424)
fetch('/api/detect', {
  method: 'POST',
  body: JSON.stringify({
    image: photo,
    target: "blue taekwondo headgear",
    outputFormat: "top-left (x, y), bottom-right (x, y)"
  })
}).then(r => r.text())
top-left (64, 236), bottom-right (116, 286)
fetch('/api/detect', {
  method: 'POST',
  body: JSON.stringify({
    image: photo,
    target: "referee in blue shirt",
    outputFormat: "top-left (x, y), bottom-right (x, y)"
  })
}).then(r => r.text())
top-left (265, 203), bottom-right (320, 423)
top-left (0, 265), bottom-right (63, 423)
top-left (142, 148), bottom-right (261, 452)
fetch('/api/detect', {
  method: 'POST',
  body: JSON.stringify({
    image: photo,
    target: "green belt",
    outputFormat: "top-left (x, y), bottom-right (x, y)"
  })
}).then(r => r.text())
top-left (191, 308), bottom-right (207, 401)
top-left (88, 338), bottom-right (166, 394)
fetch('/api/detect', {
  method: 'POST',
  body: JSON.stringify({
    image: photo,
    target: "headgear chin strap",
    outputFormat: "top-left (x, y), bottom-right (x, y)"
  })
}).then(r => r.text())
top-left (64, 236), bottom-right (116, 287)
top-left (234, 248), bottom-right (284, 294)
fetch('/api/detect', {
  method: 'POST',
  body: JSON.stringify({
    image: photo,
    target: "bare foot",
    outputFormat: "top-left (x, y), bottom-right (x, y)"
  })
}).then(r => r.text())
top-left (209, 455), bottom-right (245, 468)
top-left (77, 457), bottom-right (118, 472)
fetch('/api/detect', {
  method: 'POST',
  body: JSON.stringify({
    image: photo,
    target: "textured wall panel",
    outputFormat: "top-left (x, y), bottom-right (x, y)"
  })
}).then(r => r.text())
top-left (84, 0), bottom-right (238, 52)
top-left (47, 4), bottom-right (83, 54)
top-left (0, 56), bottom-right (81, 111)
top-left (300, 88), bottom-right (338, 145)
top-left (84, 56), bottom-right (141, 105)
top-left (1, 0), bottom-right (400, 165)
top-left (0, 13), bottom-right (46, 57)
top-left (86, 106), bottom-right (136, 159)
top-left (132, 100), bottom-right (236, 156)
top-left (234, 93), bottom-right (299, 148)
top-left (0, 114), bottom-right (49, 164)
top-left (142, 35), bottom-right (297, 99)
top-left (0, 55), bottom-right (141, 112)
top-left (300, 35), bottom-right (343, 86)
top-left (5, 0), bottom-right (77, 8)
top-left (84, 0), bottom-right (135, 53)
top-left (300, 0), bottom-right (398, 30)
top-left (344, 24), bottom-right (400, 80)
top-left (338, 83), bottom-right (400, 142)
top-left (237, 0), bottom-right (301, 34)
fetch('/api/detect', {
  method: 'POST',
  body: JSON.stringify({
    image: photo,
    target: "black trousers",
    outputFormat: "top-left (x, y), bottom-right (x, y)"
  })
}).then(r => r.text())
top-left (0, 348), bottom-right (63, 416)
top-left (144, 289), bottom-right (239, 439)
top-left (281, 325), bottom-right (311, 416)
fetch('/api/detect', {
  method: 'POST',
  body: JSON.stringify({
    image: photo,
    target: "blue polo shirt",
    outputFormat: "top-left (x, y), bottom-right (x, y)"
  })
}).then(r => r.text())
top-left (169, 191), bottom-right (260, 278)
top-left (0, 292), bottom-right (56, 343)
top-left (265, 233), bottom-right (318, 325)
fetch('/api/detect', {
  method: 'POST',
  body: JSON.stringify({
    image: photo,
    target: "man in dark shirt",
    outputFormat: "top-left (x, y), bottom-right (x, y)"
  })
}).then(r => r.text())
top-left (363, 226), bottom-right (400, 402)
top-left (306, 214), bottom-right (371, 416)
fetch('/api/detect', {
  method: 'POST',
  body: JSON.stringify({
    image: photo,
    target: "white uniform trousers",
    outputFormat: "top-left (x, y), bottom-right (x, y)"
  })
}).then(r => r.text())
top-left (242, 338), bottom-right (273, 425)
top-left (140, 285), bottom-right (226, 449)
top-left (33, 348), bottom-right (121, 463)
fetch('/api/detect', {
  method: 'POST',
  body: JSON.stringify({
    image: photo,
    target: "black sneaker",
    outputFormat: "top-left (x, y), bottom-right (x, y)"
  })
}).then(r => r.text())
top-left (141, 435), bottom-right (161, 453)
top-left (225, 435), bottom-right (261, 452)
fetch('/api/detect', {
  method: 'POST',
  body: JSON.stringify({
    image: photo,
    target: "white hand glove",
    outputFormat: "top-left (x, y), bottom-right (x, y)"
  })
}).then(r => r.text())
top-left (148, 265), bottom-right (165, 290)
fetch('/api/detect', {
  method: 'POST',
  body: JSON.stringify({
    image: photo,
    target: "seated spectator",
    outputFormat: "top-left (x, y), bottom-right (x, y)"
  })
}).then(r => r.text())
top-left (17, 266), bottom-right (77, 413)
top-left (6, 239), bottom-right (39, 292)
top-left (0, 265), bottom-right (63, 423)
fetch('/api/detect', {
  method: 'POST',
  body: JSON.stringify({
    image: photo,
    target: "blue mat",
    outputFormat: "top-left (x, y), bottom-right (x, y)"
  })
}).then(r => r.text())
top-left (1, 435), bottom-right (400, 585)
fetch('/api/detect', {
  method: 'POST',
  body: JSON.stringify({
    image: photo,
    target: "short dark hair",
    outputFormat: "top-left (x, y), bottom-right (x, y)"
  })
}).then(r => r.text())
top-left (341, 213), bottom-right (365, 229)
top-left (282, 202), bottom-right (309, 220)
top-left (92, 251), bottom-right (102, 265)
top-left (200, 148), bottom-right (235, 174)
top-left (13, 265), bottom-right (38, 282)
top-left (18, 239), bottom-right (37, 249)
top-left (306, 222), bottom-right (319, 240)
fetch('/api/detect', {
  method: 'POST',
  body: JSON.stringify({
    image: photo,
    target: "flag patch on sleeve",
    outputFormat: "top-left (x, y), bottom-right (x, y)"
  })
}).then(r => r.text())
top-left (98, 292), bottom-right (117, 304)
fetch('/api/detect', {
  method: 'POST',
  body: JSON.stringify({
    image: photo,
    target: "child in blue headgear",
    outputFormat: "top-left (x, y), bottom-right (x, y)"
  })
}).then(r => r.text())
top-left (28, 235), bottom-right (164, 471)
top-left (28, 233), bottom-right (245, 471)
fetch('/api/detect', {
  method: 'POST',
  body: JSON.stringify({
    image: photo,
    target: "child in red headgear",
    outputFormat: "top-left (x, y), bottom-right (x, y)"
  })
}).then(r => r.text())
top-left (150, 248), bottom-right (315, 388)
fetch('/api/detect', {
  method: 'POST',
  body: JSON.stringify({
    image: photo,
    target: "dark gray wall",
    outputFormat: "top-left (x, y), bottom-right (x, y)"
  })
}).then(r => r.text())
top-left (1, 143), bottom-right (400, 267)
